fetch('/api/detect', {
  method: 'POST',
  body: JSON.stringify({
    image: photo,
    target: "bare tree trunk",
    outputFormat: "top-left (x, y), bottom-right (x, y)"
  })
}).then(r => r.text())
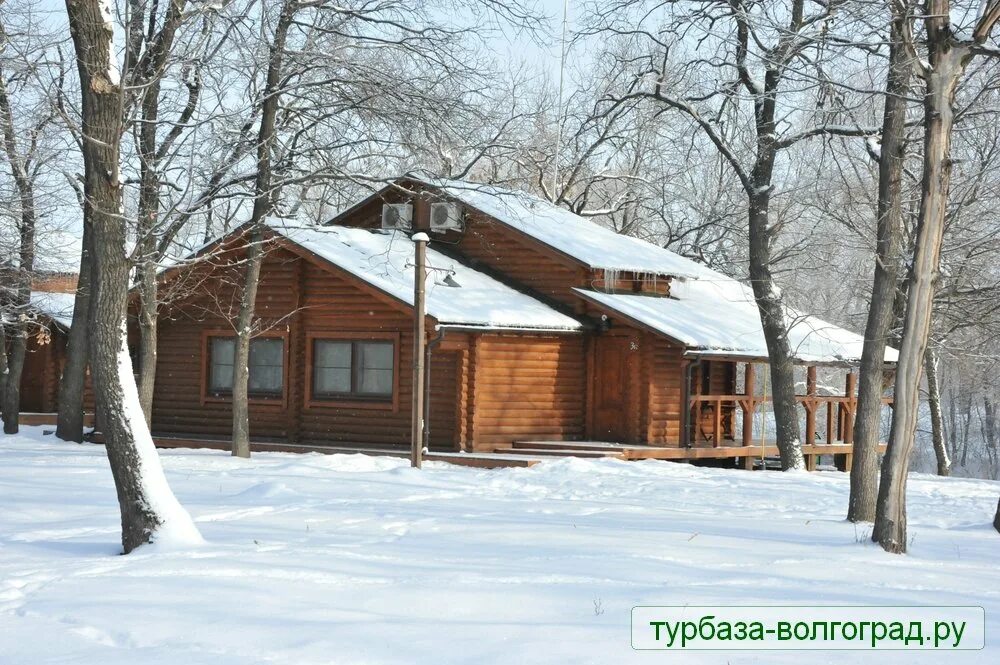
top-left (748, 195), bottom-right (803, 470)
top-left (748, 100), bottom-right (803, 471)
top-left (56, 221), bottom-right (92, 442)
top-left (0, 51), bottom-right (37, 434)
top-left (231, 227), bottom-right (262, 459)
top-left (0, 327), bottom-right (26, 434)
top-left (924, 348), bottom-right (950, 476)
top-left (873, 6), bottom-right (974, 552)
top-left (994, 497), bottom-right (999, 533)
top-left (132, 0), bottom-right (190, 425)
top-left (136, 256), bottom-right (158, 424)
top-left (65, 0), bottom-right (199, 553)
top-left (960, 390), bottom-right (972, 467)
top-left (848, 16), bottom-right (910, 521)
top-left (135, 96), bottom-right (162, 426)
top-left (947, 386), bottom-right (958, 458)
top-left (231, 0), bottom-right (297, 458)
top-left (0, 321), bottom-right (7, 402)
top-left (985, 396), bottom-right (997, 470)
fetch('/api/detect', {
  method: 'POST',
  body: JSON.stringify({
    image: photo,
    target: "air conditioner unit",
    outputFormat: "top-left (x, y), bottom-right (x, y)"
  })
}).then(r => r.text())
top-left (381, 203), bottom-right (413, 230)
top-left (429, 202), bottom-right (463, 231)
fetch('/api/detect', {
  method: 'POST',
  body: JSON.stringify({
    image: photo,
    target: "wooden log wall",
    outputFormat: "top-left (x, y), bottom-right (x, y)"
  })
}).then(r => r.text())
top-left (295, 259), bottom-right (419, 446)
top-left (19, 329), bottom-right (63, 412)
top-left (644, 336), bottom-right (686, 445)
top-left (18, 325), bottom-right (95, 415)
top-left (467, 333), bottom-right (586, 449)
top-left (149, 242), bottom-right (479, 451)
top-left (153, 247), bottom-right (301, 440)
top-left (427, 350), bottom-right (460, 449)
top-left (453, 212), bottom-right (587, 312)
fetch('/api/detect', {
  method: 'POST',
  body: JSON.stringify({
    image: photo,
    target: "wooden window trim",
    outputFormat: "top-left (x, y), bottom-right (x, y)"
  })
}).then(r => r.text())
top-left (305, 331), bottom-right (400, 412)
top-left (200, 329), bottom-right (290, 407)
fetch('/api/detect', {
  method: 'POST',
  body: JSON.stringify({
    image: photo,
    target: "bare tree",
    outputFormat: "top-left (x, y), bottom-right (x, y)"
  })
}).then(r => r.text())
top-left (229, 0), bottom-right (296, 459)
top-left (924, 347), bottom-right (951, 475)
top-left (55, 221), bottom-right (91, 442)
top-left (64, 0), bottom-right (200, 553)
top-left (848, 3), bottom-right (913, 521)
top-left (581, 0), bottom-right (892, 469)
top-left (223, 0), bottom-right (542, 456)
top-left (131, 0), bottom-right (200, 424)
top-left (0, 21), bottom-right (37, 434)
top-left (873, 0), bottom-right (1000, 553)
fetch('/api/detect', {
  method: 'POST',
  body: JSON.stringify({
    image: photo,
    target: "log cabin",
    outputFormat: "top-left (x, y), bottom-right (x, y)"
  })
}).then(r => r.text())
top-left (16, 177), bottom-right (896, 467)
top-left (136, 176), bottom-right (896, 467)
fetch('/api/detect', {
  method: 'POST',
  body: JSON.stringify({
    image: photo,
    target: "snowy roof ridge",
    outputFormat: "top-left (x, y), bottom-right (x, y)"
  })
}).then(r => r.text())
top-left (406, 175), bottom-right (706, 278)
top-left (575, 285), bottom-right (897, 365)
top-left (267, 221), bottom-right (583, 332)
top-left (28, 291), bottom-right (76, 329)
top-left (394, 176), bottom-right (894, 364)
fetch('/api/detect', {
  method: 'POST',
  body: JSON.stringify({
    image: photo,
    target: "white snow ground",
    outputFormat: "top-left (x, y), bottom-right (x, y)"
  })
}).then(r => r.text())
top-left (1, 426), bottom-right (996, 664)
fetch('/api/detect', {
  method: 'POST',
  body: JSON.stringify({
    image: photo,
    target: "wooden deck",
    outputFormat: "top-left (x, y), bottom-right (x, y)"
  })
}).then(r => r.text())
top-left (17, 412), bottom-right (96, 427)
top-left (497, 439), bottom-right (884, 470)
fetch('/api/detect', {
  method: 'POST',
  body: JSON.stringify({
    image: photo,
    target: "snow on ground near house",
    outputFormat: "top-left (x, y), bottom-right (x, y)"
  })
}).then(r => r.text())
top-left (1, 427), bottom-right (996, 665)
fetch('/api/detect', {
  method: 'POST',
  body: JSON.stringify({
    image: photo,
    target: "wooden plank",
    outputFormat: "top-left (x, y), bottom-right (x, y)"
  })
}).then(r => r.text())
top-left (17, 412), bottom-right (96, 427)
top-left (742, 362), bottom-right (755, 446)
top-left (844, 372), bottom-right (857, 444)
top-left (492, 446), bottom-right (619, 458)
top-left (805, 366), bottom-right (817, 444)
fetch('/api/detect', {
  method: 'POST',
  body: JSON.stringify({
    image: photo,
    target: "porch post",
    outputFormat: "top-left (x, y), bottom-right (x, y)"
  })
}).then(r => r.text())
top-left (826, 401), bottom-right (834, 444)
top-left (805, 366), bottom-right (817, 445)
top-left (844, 371), bottom-right (857, 444)
top-left (742, 363), bottom-right (756, 446)
top-left (804, 365), bottom-right (817, 471)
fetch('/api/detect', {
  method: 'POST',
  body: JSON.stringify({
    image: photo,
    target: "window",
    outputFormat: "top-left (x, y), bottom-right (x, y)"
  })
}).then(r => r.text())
top-left (312, 339), bottom-right (394, 400)
top-left (208, 336), bottom-right (284, 397)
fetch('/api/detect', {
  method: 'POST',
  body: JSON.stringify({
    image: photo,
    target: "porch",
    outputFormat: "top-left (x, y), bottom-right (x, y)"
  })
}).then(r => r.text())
top-left (684, 362), bottom-right (892, 470)
top-left (490, 440), bottom-right (883, 470)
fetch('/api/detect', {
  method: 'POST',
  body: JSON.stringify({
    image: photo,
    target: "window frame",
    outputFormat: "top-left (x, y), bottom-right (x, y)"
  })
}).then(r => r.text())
top-left (305, 331), bottom-right (400, 411)
top-left (200, 329), bottom-right (289, 406)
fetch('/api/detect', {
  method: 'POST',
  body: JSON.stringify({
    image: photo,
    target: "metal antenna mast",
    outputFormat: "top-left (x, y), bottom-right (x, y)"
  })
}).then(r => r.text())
top-left (551, 0), bottom-right (570, 200)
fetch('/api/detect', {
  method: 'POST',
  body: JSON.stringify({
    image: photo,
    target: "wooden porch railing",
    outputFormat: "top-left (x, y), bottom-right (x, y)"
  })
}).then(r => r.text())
top-left (688, 365), bottom-right (892, 448)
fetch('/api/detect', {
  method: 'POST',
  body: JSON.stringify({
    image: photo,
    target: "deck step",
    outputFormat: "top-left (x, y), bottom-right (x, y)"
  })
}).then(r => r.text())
top-left (493, 446), bottom-right (622, 459)
top-left (511, 440), bottom-right (630, 452)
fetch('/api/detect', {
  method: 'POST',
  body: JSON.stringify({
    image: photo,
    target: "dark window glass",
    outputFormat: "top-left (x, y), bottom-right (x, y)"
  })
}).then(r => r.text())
top-left (209, 337), bottom-right (283, 396)
top-left (357, 342), bottom-right (393, 395)
top-left (313, 339), bottom-right (394, 399)
top-left (313, 341), bottom-right (352, 395)
top-left (248, 338), bottom-right (284, 395)
top-left (209, 338), bottom-right (235, 392)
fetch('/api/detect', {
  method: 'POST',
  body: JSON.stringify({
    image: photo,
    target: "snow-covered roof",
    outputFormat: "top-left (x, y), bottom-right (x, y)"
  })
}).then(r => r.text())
top-left (576, 274), bottom-right (898, 365)
top-left (409, 178), bottom-right (894, 363)
top-left (414, 177), bottom-right (704, 277)
top-left (29, 291), bottom-right (76, 329)
top-left (269, 222), bottom-right (583, 332)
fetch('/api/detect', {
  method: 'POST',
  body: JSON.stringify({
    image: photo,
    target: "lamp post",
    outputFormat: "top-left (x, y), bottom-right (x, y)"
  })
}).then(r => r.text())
top-left (411, 232), bottom-right (429, 468)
